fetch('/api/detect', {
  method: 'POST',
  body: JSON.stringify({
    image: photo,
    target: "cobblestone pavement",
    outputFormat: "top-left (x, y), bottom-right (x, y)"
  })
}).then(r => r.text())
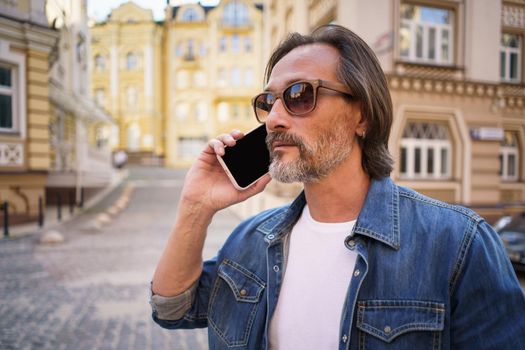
top-left (0, 166), bottom-right (239, 350)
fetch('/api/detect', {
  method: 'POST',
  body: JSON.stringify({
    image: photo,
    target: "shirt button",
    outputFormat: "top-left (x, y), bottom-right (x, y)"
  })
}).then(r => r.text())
top-left (347, 239), bottom-right (356, 248)
top-left (273, 265), bottom-right (280, 272)
top-left (353, 269), bottom-right (360, 277)
top-left (341, 334), bottom-right (348, 343)
top-left (384, 326), bottom-right (392, 334)
top-left (240, 289), bottom-right (247, 296)
top-left (267, 234), bottom-right (275, 240)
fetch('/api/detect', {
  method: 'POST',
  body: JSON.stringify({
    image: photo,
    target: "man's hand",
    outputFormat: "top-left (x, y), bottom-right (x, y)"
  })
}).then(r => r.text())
top-left (152, 130), bottom-right (271, 297)
top-left (181, 130), bottom-right (272, 214)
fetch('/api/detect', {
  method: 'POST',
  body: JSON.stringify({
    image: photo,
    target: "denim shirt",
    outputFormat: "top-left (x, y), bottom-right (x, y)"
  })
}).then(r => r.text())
top-left (151, 177), bottom-right (525, 349)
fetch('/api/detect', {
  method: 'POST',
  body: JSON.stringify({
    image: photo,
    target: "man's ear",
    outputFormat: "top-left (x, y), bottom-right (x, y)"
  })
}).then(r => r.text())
top-left (355, 107), bottom-right (368, 137)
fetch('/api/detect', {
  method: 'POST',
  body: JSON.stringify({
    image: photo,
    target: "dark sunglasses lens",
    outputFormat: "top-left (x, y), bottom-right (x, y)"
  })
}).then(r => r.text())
top-left (254, 93), bottom-right (274, 121)
top-left (284, 82), bottom-right (315, 114)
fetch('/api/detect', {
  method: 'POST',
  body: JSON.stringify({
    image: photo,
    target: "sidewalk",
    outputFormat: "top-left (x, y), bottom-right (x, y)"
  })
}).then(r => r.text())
top-left (1, 168), bottom-right (129, 240)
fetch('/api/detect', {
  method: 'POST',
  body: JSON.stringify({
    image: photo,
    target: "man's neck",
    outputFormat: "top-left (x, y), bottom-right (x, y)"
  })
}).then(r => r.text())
top-left (303, 157), bottom-right (370, 223)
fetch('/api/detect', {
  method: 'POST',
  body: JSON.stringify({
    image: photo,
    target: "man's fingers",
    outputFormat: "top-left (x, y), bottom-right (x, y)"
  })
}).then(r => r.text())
top-left (208, 131), bottom-right (245, 156)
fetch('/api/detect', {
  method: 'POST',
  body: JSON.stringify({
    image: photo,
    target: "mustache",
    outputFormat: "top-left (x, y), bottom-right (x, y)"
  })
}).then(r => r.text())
top-left (266, 132), bottom-right (307, 153)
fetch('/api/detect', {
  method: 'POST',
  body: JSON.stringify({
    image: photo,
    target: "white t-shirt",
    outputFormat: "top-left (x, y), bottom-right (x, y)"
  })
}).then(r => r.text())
top-left (269, 205), bottom-right (357, 350)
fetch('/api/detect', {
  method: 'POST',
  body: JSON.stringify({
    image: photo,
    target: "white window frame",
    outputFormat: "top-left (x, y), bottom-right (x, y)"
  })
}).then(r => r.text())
top-left (0, 65), bottom-right (14, 131)
top-left (400, 122), bottom-right (452, 180)
top-left (500, 131), bottom-right (519, 182)
top-left (0, 40), bottom-right (25, 136)
top-left (399, 4), bottom-right (454, 65)
top-left (500, 33), bottom-right (522, 83)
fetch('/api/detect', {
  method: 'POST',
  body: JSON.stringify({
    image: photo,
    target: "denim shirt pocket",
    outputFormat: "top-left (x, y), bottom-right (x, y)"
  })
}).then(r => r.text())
top-left (209, 259), bottom-right (266, 348)
top-left (356, 300), bottom-right (445, 349)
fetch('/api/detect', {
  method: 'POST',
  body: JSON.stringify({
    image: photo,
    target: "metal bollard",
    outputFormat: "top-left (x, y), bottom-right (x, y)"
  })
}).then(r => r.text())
top-left (69, 191), bottom-right (74, 214)
top-left (2, 201), bottom-right (8, 238)
top-left (38, 197), bottom-right (44, 228)
top-left (57, 193), bottom-right (62, 221)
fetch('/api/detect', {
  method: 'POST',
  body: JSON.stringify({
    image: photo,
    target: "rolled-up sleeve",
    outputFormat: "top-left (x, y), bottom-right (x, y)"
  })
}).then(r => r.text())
top-left (149, 281), bottom-right (198, 321)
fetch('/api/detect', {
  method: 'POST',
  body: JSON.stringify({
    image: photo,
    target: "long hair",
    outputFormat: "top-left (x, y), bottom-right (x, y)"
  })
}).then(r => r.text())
top-left (265, 25), bottom-right (394, 179)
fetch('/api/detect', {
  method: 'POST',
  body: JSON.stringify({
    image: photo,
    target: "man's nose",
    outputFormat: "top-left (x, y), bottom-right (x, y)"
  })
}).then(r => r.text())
top-left (265, 98), bottom-right (291, 132)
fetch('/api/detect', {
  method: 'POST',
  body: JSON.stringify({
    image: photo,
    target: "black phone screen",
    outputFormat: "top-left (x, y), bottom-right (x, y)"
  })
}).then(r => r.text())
top-left (221, 124), bottom-right (270, 189)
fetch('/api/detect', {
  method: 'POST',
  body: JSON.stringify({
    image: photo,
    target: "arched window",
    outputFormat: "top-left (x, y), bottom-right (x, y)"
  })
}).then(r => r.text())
top-left (500, 131), bottom-right (519, 181)
top-left (126, 52), bottom-right (138, 70)
top-left (400, 122), bottom-right (452, 179)
top-left (181, 8), bottom-right (200, 22)
top-left (223, 1), bottom-right (249, 27)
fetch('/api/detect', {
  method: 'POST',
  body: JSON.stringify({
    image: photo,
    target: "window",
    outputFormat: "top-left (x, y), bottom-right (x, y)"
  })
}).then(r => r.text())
top-left (223, 1), bottom-right (249, 27)
top-left (178, 137), bottom-right (207, 159)
top-left (500, 131), bottom-right (519, 182)
top-left (244, 68), bottom-right (254, 87)
top-left (126, 52), bottom-right (138, 70)
top-left (400, 122), bottom-right (452, 179)
top-left (175, 43), bottom-right (184, 57)
top-left (95, 88), bottom-right (105, 107)
top-left (127, 123), bottom-right (140, 151)
top-left (181, 8), bottom-right (200, 22)
top-left (218, 68), bottom-right (227, 87)
top-left (245, 37), bottom-right (252, 52)
top-left (219, 37), bottom-right (227, 52)
top-left (193, 71), bottom-right (206, 88)
top-left (232, 35), bottom-right (240, 53)
top-left (126, 86), bottom-right (137, 107)
top-left (175, 103), bottom-right (189, 121)
top-left (500, 33), bottom-right (521, 83)
top-left (195, 102), bottom-right (207, 122)
top-left (177, 70), bottom-right (190, 88)
top-left (185, 39), bottom-right (195, 61)
top-left (94, 54), bottom-right (105, 72)
top-left (399, 4), bottom-right (453, 65)
top-left (232, 104), bottom-right (240, 120)
top-left (218, 102), bottom-right (229, 122)
top-left (231, 67), bottom-right (241, 87)
top-left (0, 65), bottom-right (13, 130)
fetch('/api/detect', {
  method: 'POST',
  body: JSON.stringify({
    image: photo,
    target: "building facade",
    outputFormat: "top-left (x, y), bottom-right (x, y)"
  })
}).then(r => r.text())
top-left (46, 0), bottom-right (116, 205)
top-left (164, 0), bottom-right (263, 167)
top-left (0, 0), bottom-right (58, 223)
top-left (265, 0), bottom-right (525, 218)
top-left (90, 2), bottom-right (164, 164)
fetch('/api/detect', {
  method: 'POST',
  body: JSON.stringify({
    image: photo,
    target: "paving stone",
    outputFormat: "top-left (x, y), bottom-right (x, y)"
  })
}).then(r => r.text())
top-left (0, 167), bottom-right (237, 349)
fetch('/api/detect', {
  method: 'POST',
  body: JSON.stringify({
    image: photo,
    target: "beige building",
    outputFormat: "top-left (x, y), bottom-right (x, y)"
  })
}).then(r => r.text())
top-left (90, 2), bottom-right (164, 164)
top-left (164, 0), bottom-right (264, 167)
top-left (265, 0), bottom-right (525, 218)
top-left (46, 0), bottom-right (116, 205)
top-left (0, 0), bottom-right (58, 224)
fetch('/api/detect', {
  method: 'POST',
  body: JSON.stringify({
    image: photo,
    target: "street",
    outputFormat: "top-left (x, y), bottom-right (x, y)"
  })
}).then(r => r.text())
top-left (0, 166), bottom-right (237, 350)
top-left (1, 166), bottom-right (524, 350)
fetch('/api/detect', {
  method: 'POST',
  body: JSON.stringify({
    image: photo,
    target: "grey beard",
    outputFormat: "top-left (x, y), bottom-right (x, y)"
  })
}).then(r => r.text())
top-left (266, 131), bottom-right (353, 184)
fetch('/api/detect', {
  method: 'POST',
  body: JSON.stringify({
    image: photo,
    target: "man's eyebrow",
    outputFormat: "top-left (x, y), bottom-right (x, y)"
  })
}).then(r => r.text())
top-left (264, 78), bottom-right (304, 91)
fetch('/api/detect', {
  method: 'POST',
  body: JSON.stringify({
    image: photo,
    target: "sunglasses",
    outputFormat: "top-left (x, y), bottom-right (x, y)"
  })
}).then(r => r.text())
top-left (252, 79), bottom-right (354, 123)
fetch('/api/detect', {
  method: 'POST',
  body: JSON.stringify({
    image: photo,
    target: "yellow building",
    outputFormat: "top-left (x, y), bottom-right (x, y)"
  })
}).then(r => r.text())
top-left (0, 0), bottom-right (58, 224)
top-left (265, 0), bottom-right (525, 219)
top-left (90, 2), bottom-right (164, 164)
top-left (164, 0), bottom-right (264, 167)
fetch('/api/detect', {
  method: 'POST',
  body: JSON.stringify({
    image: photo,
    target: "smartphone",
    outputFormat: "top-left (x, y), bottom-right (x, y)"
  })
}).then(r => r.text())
top-left (217, 124), bottom-right (270, 190)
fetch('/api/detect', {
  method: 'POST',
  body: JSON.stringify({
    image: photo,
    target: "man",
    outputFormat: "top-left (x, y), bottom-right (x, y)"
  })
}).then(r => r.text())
top-left (151, 25), bottom-right (525, 349)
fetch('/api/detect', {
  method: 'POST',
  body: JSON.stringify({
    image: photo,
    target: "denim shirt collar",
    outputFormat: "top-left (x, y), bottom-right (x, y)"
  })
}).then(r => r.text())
top-left (256, 176), bottom-right (400, 250)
